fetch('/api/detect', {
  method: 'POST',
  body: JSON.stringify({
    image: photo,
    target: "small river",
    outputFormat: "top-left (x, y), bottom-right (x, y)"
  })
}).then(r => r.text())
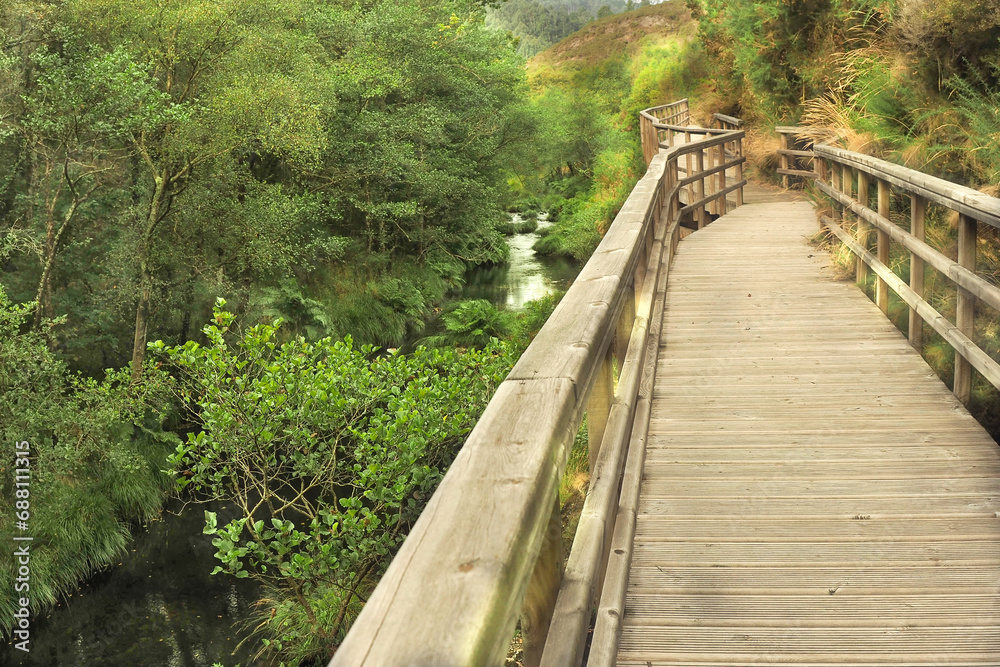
top-left (463, 213), bottom-right (581, 309)
top-left (3, 213), bottom-right (581, 667)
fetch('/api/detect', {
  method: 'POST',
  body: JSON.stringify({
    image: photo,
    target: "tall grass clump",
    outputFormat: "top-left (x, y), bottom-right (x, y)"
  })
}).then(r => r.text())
top-left (0, 288), bottom-right (176, 635)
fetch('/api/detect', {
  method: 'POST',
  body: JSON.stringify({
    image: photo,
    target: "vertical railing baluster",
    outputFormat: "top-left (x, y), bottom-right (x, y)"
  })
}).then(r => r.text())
top-left (735, 136), bottom-right (744, 207)
top-left (955, 213), bottom-right (978, 403)
top-left (716, 143), bottom-right (727, 216)
top-left (521, 493), bottom-right (563, 667)
top-left (876, 179), bottom-right (890, 314)
top-left (695, 149), bottom-right (707, 229)
top-left (780, 132), bottom-right (790, 188)
top-left (909, 195), bottom-right (926, 350)
top-left (857, 170), bottom-right (870, 286)
top-left (587, 351), bottom-right (614, 472)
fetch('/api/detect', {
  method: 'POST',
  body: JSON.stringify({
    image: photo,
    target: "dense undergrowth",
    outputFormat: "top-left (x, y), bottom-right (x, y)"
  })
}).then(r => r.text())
top-left (685, 0), bottom-right (1000, 434)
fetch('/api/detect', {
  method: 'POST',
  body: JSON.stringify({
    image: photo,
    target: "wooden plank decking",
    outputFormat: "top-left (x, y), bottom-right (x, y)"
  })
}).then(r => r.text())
top-left (617, 191), bottom-right (1000, 665)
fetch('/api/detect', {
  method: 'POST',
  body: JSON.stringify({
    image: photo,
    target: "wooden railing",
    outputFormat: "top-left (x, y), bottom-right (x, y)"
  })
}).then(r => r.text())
top-left (329, 103), bottom-right (745, 667)
top-left (639, 98), bottom-right (690, 164)
top-left (641, 104), bottom-right (746, 229)
top-left (776, 126), bottom-right (817, 187)
top-left (712, 112), bottom-right (742, 130)
top-left (811, 143), bottom-right (1000, 404)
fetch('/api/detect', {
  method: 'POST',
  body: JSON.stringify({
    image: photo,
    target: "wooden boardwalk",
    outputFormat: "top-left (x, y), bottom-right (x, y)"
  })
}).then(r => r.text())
top-left (617, 190), bottom-right (1000, 665)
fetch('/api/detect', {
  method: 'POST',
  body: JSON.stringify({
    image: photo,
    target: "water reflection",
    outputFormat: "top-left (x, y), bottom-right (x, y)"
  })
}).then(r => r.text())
top-left (4, 500), bottom-right (261, 667)
top-left (463, 214), bottom-right (581, 309)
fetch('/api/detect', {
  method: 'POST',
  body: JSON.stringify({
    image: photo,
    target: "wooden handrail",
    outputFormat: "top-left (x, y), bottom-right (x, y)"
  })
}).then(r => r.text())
top-left (775, 126), bottom-right (816, 187)
top-left (713, 112), bottom-right (742, 129)
top-left (812, 143), bottom-right (1000, 403)
top-left (329, 101), bottom-right (745, 667)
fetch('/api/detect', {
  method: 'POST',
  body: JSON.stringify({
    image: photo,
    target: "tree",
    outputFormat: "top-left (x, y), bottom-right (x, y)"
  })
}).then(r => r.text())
top-left (61, 0), bottom-right (328, 380)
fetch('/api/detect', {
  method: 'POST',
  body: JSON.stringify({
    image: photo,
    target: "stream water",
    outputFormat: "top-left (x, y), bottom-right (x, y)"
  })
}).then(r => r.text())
top-left (463, 213), bottom-right (581, 309)
top-left (3, 214), bottom-right (581, 667)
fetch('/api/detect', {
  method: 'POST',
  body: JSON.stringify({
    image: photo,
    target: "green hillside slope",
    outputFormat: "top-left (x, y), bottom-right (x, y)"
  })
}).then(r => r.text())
top-left (515, 2), bottom-right (706, 259)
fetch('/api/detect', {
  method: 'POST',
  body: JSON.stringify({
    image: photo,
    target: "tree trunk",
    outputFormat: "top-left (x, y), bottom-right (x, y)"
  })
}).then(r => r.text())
top-left (130, 264), bottom-right (152, 383)
top-left (131, 175), bottom-right (169, 382)
top-left (33, 200), bottom-right (79, 330)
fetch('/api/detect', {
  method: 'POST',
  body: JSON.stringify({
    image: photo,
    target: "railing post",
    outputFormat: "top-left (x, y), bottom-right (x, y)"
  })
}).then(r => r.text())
top-left (684, 131), bottom-right (692, 204)
top-left (876, 179), bottom-right (890, 314)
top-left (706, 144), bottom-right (717, 216)
top-left (521, 492), bottom-right (563, 667)
top-left (909, 194), bottom-right (926, 350)
top-left (670, 160), bottom-right (680, 231)
top-left (695, 149), bottom-right (707, 229)
top-left (780, 132), bottom-right (790, 188)
top-left (955, 213), bottom-right (978, 404)
top-left (716, 143), bottom-right (727, 216)
top-left (735, 136), bottom-right (744, 206)
top-left (640, 115), bottom-right (651, 166)
top-left (856, 170), bottom-right (870, 286)
top-left (830, 160), bottom-right (840, 218)
top-left (587, 348), bottom-right (614, 471)
top-left (841, 164), bottom-right (853, 245)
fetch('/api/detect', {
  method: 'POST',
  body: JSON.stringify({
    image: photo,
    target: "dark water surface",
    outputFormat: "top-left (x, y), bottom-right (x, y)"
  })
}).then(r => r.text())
top-left (4, 500), bottom-right (261, 667)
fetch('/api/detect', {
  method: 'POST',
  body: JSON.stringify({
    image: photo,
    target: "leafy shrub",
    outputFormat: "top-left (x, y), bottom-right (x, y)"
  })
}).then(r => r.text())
top-left (155, 300), bottom-right (517, 664)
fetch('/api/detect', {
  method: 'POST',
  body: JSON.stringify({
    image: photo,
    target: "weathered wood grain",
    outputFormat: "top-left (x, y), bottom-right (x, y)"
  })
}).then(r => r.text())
top-left (815, 143), bottom-right (1000, 229)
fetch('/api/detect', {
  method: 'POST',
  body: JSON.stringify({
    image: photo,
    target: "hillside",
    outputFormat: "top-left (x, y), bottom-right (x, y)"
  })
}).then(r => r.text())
top-left (528, 2), bottom-right (695, 84)
top-left (516, 2), bottom-right (704, 260)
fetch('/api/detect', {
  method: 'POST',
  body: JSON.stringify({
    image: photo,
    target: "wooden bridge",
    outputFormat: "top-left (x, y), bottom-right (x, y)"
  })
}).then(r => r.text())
top-left (331, 100), bottom-right (1000, 666)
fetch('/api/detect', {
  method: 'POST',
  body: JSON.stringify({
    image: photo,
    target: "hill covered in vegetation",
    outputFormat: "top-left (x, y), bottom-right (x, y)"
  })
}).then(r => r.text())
top-left (517, 1), bottom-right (706, 259)
top-left (486, 0), bottom-right (629, 58)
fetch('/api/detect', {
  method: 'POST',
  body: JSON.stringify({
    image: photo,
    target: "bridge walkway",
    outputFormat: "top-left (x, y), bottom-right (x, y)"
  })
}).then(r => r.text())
top-left (616, 190), bottom-right (1000, 665)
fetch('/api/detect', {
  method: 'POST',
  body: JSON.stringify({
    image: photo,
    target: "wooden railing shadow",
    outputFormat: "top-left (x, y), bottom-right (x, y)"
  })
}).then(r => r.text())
top-left (329, 101), bottom-right (746, 667)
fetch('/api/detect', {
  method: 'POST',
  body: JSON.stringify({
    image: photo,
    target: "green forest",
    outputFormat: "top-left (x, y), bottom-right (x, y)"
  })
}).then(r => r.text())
top-left (4, 0), bottom-right (1000, 664)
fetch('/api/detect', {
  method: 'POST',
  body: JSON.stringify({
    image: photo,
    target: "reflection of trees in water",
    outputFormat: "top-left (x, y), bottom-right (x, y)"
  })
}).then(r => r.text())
top-left (10, 500), bottom-right (259, 667)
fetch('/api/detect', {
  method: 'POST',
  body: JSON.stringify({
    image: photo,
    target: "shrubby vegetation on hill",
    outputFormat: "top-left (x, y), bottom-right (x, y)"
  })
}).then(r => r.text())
top-left (516, 1), bottom-right (704, 259)
top-left (486, 0), bottom-right (629, 58)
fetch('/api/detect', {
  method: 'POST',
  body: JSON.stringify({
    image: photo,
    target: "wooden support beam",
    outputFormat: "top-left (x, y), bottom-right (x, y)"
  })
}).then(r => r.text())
top-left (877, 179), bottom-right (890, 314)
top-left (910, 194), bottom-right (926, 350)
top-left (695, 150), bottom-right (707, 229)
top-left (716, 143), bottom-right (727, 215)
top-left (521, 494), bottom-right (563, 667)
top-left (588, 350), bottom-right (614, 472)
top-left (955, 213), bottom-right (978, 404)
top-left (780, 133), bottom-right (790, 188)
top-left (735, 137), bottom-right (744, 206)
top-left (857, 171), bottom-right (870, 286)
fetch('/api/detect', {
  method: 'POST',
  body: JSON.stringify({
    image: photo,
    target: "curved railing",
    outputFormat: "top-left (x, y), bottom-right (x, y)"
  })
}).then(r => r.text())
top-left (811, 143), bottom-right (1000, 403)
top-left (329, 102), bottom-right (746, 667)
